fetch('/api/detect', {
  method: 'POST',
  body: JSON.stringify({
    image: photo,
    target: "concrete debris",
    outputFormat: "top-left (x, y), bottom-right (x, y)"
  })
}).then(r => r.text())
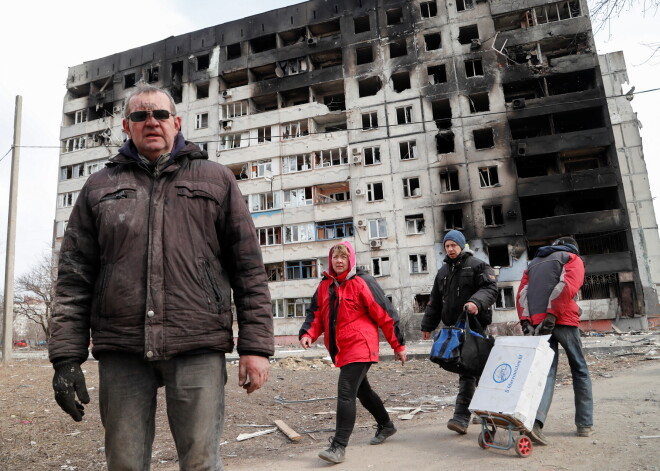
top-left (236, 428), bottom-right (277, 441)
top-left (274, 394), bottom-right (336, 404)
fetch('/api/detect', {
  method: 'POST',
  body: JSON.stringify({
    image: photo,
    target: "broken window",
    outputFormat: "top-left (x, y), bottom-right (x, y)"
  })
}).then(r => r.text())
top-left (283, 188), bottom-right (313, 208)
top-left (403, 177), bottom-right (421, 197)
top-left (428, 64), bottom-right (447, 84)
top-left (509, 115), bottom-right (551, 139)
top-left (409, 254), bottom-right (428, 273)
top-left (356, 45), bottom-right (374, 64)
top-left (286, 260), bottom-right (318, 280)
top-left (444, 209), bottom-right (463, 230)
top-left (249, 192), bottom-right (281, 212)
top-left (59, 163), bottom-right (85, 181)
top-left (414, 294), bottom-right (431, 312)
top-left (420, 1), bottom-right (438, 18)
top-left (580, 274), bottom-right (618, 300)
top-left (358, 76), bottom-right (382, 97)
top-left (465, 59), bottom-right (483, 77)
top-left (195, 113), bottom-right (209, 129)
top-left (553, 107), bottom-right (604, 133)
top-left (399, 140), bottom-right (417, 160)
top-left (281, 120), bottom-right (309, 139)
top-left (124, 73), bottom-right (136, 89)
top-left (226, 42), bottom-right (241, 60)
top-left (362, 111), bottom-right (379, 130)
top-left (391, 71), bottom-right (411, 92)
top-left (282, 154), bottom-right (312, 174)
top-left (386, 7), bottom-right (403, 25)
top-left (432, 98), bottom-right (452, 129)
top-left (196, 54), bottom-right (210, 70)
top-left (483, 205), bottom-right (504, 226)
top-left (281, 87), bottom-right (309, 108)
top-left (265, 263), bottom-right (285, 282)
top-left (495, 287), bottom-right (515, 308)
top-left (561, 151), bottom-right (605, 173)
top-left (489, 245), bottom-right (510, 267)
top-left (315, 148), bottom-right (348, 167)
top-left (371, 256), bottom-right (390, 277)
top-left (222, 68), bottom-right (248, 88)
top-left (456, 0), bottom-right (474, 11)
top-left (55, 220), bottom-right (68, 239)
top-left (316, 219), bottom-right (354, 240)
top-left (389, 38), bottom-right (407, 58)
top-left (196, 82), bottom-right (209, 99)
top-left (310, 48), bottom-right (343, 69)
top-left (425, 33), bottom-right (442, 51)
top-left (147, 67), bottom-right (159, 83)
top-left (368, 218), bottom-right (388, 239)
top-left (221, 133), bottom-right (242, 150)
top-left (405, 214), bottom-right (425, 234)
top-left (323, 93), bottom-right (346, 111)
top-left (367, 182), bottom-right (384, 202)
top-left (364, 146), bottom-right (381, 165)
top-left (251, 63), bottom-right (278, 82)
top-left (74, 109), bottom-right (87, 124)
top-left (251, 159), bottom-right (272, 178)
top-left (396, 106), bottom-right (413, 124)
top-left (575, 231), bottom-right (627, 256)
top-left (479, 166), bottom-right (499, 187)
top-left (252, 93), bottom-right (278, 113)
top-left (354, 15), bottom-right (370, 33)
top-left (250, 34), bottom-right (277, 53)
top-left (170, 61), bottom-right (184, 103)
top-left (258, 226), bottom-right (282, 246)
top-left (458, 25), bottom-right (479, 45)
top-left (308, 18), bottom-right (341, 38)
top-left (468, 92), bottom-right (490, 113)
top-left (57, 191), bottom-right (80, 208)
top-left (474, 128), bottom-right (495, 149)
top-left (532, 1), bottom-right (582, 25)
top-left (62, 136), bottom-right (87, 153)
top-left (257, 127), bottom-right (272, 144)
top-left (279, 27), bottom-right (306, 46)
top-left (440, 169), bottom-right (459, 192)
top-left (221, 101), bottom-right (249, 119)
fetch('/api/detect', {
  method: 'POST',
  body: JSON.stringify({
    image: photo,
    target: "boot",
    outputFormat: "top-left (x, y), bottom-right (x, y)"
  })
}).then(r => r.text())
top-left (318, 437), bottom-right (346, 464)
top-left (447, 386), bottom-right (472, 435)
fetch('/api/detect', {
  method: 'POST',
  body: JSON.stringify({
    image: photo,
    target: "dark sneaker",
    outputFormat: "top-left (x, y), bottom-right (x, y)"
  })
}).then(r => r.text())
top-left (528, 421), bottom-right (549, 446)
top-left (577, 426), bottom-right (593, 437)
top-left (369, 422), bottom-right (397, 445)
top-left (447, 417), bottom-right (469, 435)
top-left (318, 438), bottom-right (346, 464)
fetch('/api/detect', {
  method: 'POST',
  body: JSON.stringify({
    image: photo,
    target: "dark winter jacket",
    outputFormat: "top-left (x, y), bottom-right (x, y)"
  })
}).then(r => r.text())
top-left (516, 244), bottom-right (585, 327)
top-left (299, 241), bottom-right (405, 368)
top-left (421, 251), bottom-right (498, 332)
top-left (49, 134), bottom-right (274, 363)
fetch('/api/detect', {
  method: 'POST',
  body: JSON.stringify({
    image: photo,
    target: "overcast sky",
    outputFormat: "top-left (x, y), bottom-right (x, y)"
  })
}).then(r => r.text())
top-left (0, 1), bottom-right (658, 286)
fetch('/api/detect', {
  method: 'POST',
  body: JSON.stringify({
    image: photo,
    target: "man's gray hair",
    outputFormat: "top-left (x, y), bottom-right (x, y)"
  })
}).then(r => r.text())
top-left (123, 85), bottom-right (177, 118)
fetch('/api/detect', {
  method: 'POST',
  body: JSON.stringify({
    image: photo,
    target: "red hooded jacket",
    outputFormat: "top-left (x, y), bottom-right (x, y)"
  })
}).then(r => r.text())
top-left (299, 241), bottom-right (405, 368)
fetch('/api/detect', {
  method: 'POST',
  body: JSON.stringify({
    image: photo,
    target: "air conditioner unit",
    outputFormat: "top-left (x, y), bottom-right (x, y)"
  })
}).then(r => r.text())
top-left (470, 38), bottom-right (481, 50)
top-left (355, 188), bottom-right (366, 196)
top-left (357, 265), bottom-right (370, 272)
top-left (369, 239), bottom-right (382, 249)
top-left (353, 155), bottom-right (362, 165)
top-left (512, 98), bottom-right (526, 110)
top-left (357, 219), bottom-right (366, 227)
top-left (221, 90), bottom-right (232, 99)
top-left (222, 120), bottom-right (233, 130)
top-left (352, 147), bottom-right (361, 155)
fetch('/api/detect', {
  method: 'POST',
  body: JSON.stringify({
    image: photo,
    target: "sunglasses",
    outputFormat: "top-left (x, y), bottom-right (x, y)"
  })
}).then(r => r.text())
top-left (127, 109), bottom-right (174, 122)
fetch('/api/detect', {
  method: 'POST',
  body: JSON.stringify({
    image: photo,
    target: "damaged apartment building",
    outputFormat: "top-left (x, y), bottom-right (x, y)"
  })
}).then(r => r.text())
top-left (56, 0), bottom-right (660, 340)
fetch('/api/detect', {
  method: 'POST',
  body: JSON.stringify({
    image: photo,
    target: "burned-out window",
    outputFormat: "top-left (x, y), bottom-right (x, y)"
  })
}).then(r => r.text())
top-left (265, 263), bottom-right (284, 282)
top-left (436, 130), bottom-right (455, 154)
top-left (389, 38), bottom-right (408, 58)
top-left (396, 105), bottom-right (413, 124)
top-left (474, 128), bottom-right (494, 149)
top-left (196, 82), bottom-right (210, 99)
top-left (479, 166), bottom-right (499, 187)
top-left (195, 112), bottom-right (209, 129)
top-left (440, 169), bottom-right (459, 192)
top-left (364, 146), bottom-right (381, 165)
top-left (227, 42), bottom-right (241, 60)
top-left (425, 33), bottom-right (441, 51)
top-left (432, 98), bottom-right (452, 129)
top-left (580, 274), bottom-right (618, 300)
top-left (386, 7), bottom-right (403, 25)
top-left (258, 227), bottom-right (282, 246)
top-left (356, 45), bottom-right (374, 64)
top-left (391, 71), bottom-right (411, 92)
top-left (124, 73), bottom-right (136, 89)
top-left (456, 0), bottom-right (474, 12)
top-left (414, 294), bottom-right (431, 312)
top-left (362, 111), bottom-right (378, 130)
top-left (409, 254), bottom-right (428, 274)
top-left (458, 25), bottom-right (479, 45)
top-left (372, 256), bottom-right (390, 277)
top-left (358, 76), bottom-right (382, 97)
top-left (147, 67), bottom-right (159, 83)
top-left (399, 140), bottom-right (417, 160)
top-left (483, 205), bottom-right (504, 226)
top-left (468, 92), bottom-right (490, 113)
top-left (444, 209), bottom-right (463, 230)
top-left (421, 1), bottom-right (438, 18)
top-left (405, 214), bottom-right (425, 234)
top-left (286, 260), bottom-right (318, 280)
top-left (428, 64), bottom-right (447, 84)
top-left (250, 34), bottom-right (277, 53)
top-left (495, 287), bottom-right (515, 309)
top-left (367, 182), bottom-right (384, 202)
top-left (354, 15), bottom-right (370, 33)
top-left (465, 59), bottom-right (483, 77)
top-left (403, 177), bottom-right (421, 197)
top-left (197, 54), bottom-right (210, 70)
top-left (488, 245), bottom-right (510, 267)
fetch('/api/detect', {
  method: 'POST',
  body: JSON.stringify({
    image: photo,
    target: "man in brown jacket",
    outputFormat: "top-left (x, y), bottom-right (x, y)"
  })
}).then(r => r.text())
top-left (48, 85), bottom-right (274, 470)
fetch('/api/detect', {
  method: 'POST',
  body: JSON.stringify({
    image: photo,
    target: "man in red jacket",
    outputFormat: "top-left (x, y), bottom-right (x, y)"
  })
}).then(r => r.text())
top-left (516, 236), bottom-right (593, 445)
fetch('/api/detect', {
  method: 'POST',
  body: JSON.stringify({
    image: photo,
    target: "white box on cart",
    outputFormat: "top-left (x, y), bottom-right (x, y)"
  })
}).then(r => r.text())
top-left (469, 335), bottom-right (554, 431)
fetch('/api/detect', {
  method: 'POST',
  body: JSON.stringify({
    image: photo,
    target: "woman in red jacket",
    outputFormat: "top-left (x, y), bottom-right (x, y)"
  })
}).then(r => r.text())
top-left (299, 241), bottom-right (406, 464)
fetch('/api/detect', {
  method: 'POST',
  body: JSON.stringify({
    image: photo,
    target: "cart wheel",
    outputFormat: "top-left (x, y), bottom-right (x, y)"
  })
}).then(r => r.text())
top-left (478, 430), bottom-right (494, 449)
top-left (515, 435), bottom-right (533, 458)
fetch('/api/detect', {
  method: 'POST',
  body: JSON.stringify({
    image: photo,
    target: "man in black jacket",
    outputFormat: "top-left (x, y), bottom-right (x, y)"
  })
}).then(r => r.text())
top-left (421, 230), bottom-right (498, 434)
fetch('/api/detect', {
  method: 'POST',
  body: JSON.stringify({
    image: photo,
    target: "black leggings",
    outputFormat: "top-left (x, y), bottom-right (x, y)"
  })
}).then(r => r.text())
top-left (334, 362), bottom-right (390, 447)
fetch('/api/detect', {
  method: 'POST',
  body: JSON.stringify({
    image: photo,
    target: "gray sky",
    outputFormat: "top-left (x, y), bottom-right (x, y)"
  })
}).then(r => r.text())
top-left (0, 0), bottom-right (658, 285)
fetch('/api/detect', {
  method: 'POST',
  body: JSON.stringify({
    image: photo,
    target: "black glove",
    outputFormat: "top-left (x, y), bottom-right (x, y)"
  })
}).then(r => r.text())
top-left (52, 359), bottom-right (90, 422)
top-left (534, 314), bottom-right (557, 336)
top-left (520, 320), bottom-right (535, 336)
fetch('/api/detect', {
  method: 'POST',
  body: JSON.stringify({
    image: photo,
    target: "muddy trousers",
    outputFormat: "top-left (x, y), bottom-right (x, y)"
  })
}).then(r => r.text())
top-left (452, 375), bottom-right (477, 424)
top-left (98, 352), bottom-right (227, 471)
top-left (333, 362), bottom-right (391, 447)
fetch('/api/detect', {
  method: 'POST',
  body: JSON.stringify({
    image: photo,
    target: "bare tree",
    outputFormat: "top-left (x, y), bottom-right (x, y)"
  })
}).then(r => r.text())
top-left (14, 253), bottom-right (57, 340)
top-left (590, 0), bottom-right (659, 31)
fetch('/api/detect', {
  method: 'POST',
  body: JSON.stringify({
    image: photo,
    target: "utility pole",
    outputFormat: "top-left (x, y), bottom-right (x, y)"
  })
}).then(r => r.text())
top-left (2, 95), bottom-right (22, 364)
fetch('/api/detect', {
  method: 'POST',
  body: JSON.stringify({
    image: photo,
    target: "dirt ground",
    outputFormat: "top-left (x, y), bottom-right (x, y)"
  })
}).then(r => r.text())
top-left (0, 349), bottom-right (658, 470)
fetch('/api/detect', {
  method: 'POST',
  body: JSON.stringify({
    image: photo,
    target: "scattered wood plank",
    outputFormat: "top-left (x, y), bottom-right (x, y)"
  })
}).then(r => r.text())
top-left (236, 427), bottom-right (277, 441)
top-left (274, 420), bottom-right (302, 442)
top-left (639, 435), bottom-right (660, 439)
top-left (398, 407), bottom-right (423, 420)
top-left (274, 395), bottom-right (337, 404)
